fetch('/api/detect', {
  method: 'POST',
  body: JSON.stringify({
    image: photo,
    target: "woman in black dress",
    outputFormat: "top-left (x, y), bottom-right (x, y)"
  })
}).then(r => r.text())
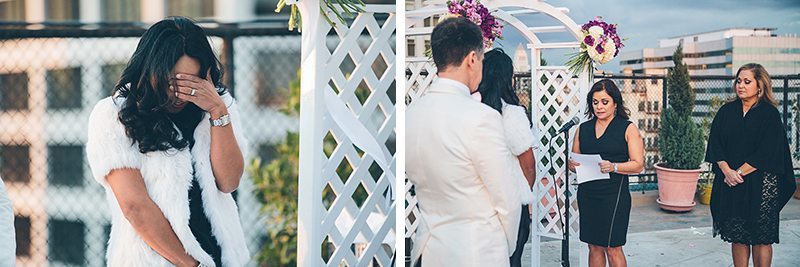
top-left (705, 63), bottom-right (796, 267)
top-left (568, 79), bottom-right (644, 267)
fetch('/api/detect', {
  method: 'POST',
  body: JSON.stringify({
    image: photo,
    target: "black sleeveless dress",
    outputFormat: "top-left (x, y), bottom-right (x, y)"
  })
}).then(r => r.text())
top-left (577, 116), bottom-right (632, 247)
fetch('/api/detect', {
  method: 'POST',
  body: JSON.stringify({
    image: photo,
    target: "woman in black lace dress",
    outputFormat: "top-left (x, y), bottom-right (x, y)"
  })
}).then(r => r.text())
top-left (568, 79), bottom-right (644, 267)
top-left (705, 63), bottom-right (796, 267)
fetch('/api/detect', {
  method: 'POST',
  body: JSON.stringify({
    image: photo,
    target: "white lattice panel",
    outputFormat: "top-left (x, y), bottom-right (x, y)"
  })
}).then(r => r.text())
top-left (298, 4), bottom-right (396, 267)
top-left (404, 57), bottom-right (437, 104)
top-left (531, 67), bottom-right (587, 239)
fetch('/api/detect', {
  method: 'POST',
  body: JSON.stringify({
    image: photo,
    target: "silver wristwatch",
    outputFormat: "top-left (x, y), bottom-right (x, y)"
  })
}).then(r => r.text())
top-left (210, 114), bottom-right (230, 127)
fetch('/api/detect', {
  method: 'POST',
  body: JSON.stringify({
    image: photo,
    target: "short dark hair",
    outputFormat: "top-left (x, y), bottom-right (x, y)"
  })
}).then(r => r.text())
top-left (585, 79), bottom-right (630, 120)
top-left (430, 17), bottom-right (483, 71)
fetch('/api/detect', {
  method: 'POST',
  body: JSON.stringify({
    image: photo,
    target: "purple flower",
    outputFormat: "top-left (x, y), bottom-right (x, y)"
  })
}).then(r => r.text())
top-left (595, 44), bottom-right (605, 54)
top-left (583, 35), bottom-right (595, 47)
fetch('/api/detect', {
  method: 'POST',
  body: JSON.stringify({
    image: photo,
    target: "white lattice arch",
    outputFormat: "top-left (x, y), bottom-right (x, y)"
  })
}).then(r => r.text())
top-left (405, 0), bottom-right (591, 266)
top-left (297, 2), bottom-right (396, 266)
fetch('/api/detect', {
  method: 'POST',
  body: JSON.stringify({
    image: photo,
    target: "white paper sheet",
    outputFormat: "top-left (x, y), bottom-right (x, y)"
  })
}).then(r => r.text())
top-left (569, 152), bottom-right (611, 184)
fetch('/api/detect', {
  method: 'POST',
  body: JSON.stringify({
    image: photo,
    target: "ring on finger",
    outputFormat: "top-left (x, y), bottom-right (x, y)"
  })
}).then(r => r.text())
top-left (190, 88), bottom-right (196, 96)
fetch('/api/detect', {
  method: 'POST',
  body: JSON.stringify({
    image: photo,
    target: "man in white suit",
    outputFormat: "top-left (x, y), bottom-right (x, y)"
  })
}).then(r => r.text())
top-left (407, 17), bottom-right (522, 266)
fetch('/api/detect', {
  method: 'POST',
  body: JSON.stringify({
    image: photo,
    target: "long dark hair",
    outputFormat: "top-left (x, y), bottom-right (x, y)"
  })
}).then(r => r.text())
top-left (114, 16), bottom-right (225, 153)
top-left (477, 48), bottom-right (523, 113)
top-left (584, 79), bottom-right (630, 120)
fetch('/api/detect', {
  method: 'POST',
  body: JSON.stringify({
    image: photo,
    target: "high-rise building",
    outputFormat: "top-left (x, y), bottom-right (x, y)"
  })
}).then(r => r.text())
top-left (619, 28), bottom-right (800, 76)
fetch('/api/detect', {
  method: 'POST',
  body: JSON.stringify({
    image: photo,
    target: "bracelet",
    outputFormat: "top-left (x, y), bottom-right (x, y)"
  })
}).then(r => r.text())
top-left (736, 169), bottom-right (744, 176)
top-left (613, 163), bottom-right (618, 173)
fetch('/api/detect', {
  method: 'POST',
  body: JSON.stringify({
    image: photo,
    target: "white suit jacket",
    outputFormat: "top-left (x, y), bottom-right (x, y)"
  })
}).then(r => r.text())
top-left (86, 94), bottom-right (250, 266)
top-left (407, 78), bottom-right (521, 267)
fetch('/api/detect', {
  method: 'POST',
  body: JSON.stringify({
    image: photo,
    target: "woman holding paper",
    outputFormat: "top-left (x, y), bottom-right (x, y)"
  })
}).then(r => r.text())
top-left (567, 79), bottom-right (644, 267)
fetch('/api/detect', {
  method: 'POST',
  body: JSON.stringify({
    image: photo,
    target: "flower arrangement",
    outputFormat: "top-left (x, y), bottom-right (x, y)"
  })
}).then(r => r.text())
top-left (446, 0), bottom-right (503, 49)
top-left (566, 17), bottom-right (624, 76)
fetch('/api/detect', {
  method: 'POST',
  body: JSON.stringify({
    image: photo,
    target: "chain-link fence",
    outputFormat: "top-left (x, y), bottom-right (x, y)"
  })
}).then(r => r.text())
top-left (513, 73), bottom-right (800, 191)
top-left (0, 20), bottom-right (306, 266)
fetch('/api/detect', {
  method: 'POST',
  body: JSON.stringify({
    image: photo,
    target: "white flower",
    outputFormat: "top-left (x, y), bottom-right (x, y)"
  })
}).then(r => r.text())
top-left (599, 40), bottom-right (617, 64)
top-left (588, 26), bottom-right (604, 39)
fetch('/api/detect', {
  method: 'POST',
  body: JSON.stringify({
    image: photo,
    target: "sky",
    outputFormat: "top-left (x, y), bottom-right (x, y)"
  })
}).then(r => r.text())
top-left (494, 0), bottom-right (800, 73)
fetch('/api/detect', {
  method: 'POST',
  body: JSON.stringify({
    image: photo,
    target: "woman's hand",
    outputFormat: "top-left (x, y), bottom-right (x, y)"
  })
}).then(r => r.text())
top-left (598, 160), bottom-right (614, 174)
top-left (722, 168), bottom-right (744, 187)
top-left (171, 73), bottom-right (227, 117)
top-left (568, 159), bottom-right (580, 172)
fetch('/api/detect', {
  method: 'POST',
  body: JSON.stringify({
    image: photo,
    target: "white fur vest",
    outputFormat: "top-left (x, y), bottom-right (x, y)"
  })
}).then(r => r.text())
top-left (86, 93), bottom-right (250, 267)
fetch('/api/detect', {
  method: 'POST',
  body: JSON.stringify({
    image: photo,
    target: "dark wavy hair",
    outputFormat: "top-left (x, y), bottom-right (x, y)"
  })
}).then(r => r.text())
top-left (477, 48), bottom-right (531, 122)
top-left (584, 79), bottom-right (630, 120)
top-left (114, 16), bottom-right (225, 153)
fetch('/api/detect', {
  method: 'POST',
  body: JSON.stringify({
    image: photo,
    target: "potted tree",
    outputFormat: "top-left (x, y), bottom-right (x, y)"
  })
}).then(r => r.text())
top-left (655, 43), bottom-right (705, 212)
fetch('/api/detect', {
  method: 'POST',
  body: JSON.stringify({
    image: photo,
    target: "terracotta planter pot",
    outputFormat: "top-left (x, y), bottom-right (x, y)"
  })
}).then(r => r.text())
top-left (655, 163), bottom-right (701, 212)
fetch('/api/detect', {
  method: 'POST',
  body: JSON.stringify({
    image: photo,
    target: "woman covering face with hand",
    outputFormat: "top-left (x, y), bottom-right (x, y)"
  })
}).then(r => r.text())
top-left (86, 16), bottom-right (249, 267)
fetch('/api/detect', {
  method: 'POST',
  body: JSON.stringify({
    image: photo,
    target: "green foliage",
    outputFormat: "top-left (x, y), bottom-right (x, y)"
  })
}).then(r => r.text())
top-left (249, 135), bottom-right (299, 266)
top-left (250, 70), bottom-right (302, 266)
top-left (659, 107), bottom-right (705, 170)
top-left (666, 43), bottom-right (695, 118)
top-left (658, 43), bottom-right (704, 170)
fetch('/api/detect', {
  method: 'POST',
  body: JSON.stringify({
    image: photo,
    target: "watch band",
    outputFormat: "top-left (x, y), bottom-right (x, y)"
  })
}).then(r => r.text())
top-left (613, 163), bottom-right (618, 173)
top-left (210, 114), bottom-right (230, 127)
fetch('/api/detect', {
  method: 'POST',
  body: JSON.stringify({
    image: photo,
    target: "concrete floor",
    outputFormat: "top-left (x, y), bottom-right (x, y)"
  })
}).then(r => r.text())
top-left (523, 190), bottom-right (800, 266)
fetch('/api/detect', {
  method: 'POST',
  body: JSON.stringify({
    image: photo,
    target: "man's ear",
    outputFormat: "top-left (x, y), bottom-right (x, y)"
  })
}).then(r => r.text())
top-left (465, 51), bottom-right (477, 67)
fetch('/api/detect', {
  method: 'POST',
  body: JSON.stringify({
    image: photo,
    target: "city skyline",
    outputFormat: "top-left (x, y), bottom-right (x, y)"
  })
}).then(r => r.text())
top-left (497, 0), bottom-right (800, 73)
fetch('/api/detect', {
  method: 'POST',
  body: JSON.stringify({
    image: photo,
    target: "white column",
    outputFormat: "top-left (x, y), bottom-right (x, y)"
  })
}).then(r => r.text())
top-left (25, 0), bottom-right (45, 23)
top-left (140, 0), bottom-right (165, 23)
top-left (527, 44), bottom-right (540, 267)
top-left (79, 0), bottom-right (101, 23)
top-left (214, 0), bottom-right (255, 23)
top-left (296, 0), bottom-right (326, 266)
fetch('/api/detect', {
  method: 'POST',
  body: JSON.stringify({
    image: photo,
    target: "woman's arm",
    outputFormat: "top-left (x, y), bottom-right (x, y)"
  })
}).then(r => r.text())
top-left (517, 148), bottom-right (536, 188)
top-left (106, 168), bottom-right (198, 267)
top-left (208, 105), bottom-right (245, 193)
top-left (614, 124), bottom-right (644, 174)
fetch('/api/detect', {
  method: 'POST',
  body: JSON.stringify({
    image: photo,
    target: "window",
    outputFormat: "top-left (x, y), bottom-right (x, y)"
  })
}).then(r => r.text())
top-left (46, 0), bottom-right (79, 21)
top-left (48, 145), bottom-right (84, 187)
top-left (49, 219), bottom-right (86, 265)
top-left (654, 101), bottom-right (660, 111)
top-left (101, 64), bottom-right (126, 97)
top-left (407, 39), bottom-right (415, 57)
top-left (102, 0), bottom-right (140, 21)
top-left (0, 72), bottom-right (29, 111)
top-left (0, 0), bottom-right (25, 21)
top-left (47, 67), bottom-right (82, 110)
top-left (1, 144), bottom-right (30, 183)
top-left (15, 216), bottom-right (31, 257)
top-left (638, 102), bottom-right (645, 112)
top-left (167, 0), bottom-right (214, 18)
top-left (638, 119), bottom-right (644, 129)
top-left (254, 49), bottom-right (300, 108)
